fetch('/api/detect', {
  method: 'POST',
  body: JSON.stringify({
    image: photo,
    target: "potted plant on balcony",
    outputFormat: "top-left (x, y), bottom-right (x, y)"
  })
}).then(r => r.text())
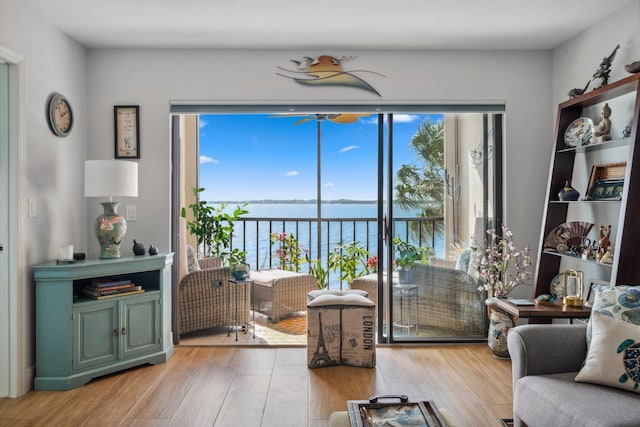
top-left (393, 237), bottom-right (433, 284)
top-left (328, 241), bottom-right (370, 288)
top-left (181, 187), bottom-right (249, 266)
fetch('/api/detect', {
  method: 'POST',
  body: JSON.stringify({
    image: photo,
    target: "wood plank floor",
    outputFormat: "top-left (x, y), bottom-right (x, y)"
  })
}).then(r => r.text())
top-left (0, 345), bottom-right (513, 426)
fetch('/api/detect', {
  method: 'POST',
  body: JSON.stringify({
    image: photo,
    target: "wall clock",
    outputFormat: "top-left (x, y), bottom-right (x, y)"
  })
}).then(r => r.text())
top-left (47, 92), bottom-right (73, 137)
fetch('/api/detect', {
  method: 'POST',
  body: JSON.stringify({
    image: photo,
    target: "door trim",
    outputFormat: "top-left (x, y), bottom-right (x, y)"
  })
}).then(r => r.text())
top-left (0, 42), bottom-right (27, 397)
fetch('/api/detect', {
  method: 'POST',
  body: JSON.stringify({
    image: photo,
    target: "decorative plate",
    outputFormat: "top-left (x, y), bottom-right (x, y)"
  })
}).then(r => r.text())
top-left (550, 273), bottom-right (564, 299)
top-left (564, 117), bottom-right (594, 148)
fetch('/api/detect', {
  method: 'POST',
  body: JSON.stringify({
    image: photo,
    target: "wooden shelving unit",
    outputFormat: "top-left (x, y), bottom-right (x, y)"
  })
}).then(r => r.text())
top-left (534, 73), bottom-right (640, 298)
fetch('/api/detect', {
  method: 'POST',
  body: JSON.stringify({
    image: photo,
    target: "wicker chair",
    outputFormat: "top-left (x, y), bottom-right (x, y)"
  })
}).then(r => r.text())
top-left (351, 260), bottom-right (485, 336)
top-left (178, 257), bottom-right (250, 335)
top-left (250, 270), bottom-right (317, 323)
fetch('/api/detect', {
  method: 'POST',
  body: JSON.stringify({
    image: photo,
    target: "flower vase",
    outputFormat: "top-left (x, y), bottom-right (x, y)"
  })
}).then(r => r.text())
top-left (398, 266), bottom-right (413, 284)
top-left (485, 297), bottom-right (516, 359)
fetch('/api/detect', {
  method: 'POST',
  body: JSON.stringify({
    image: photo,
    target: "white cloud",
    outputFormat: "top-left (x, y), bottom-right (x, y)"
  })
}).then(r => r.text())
top-left (393, 114), bottom-right (420, 123)
top-left (323, 182), bottom-right (335, 187)
top-left (200, 155), bottom-right (219, 164)
top-left (340, 145), bottom-right (360, 153)
top-left (282, 170), bottom-right (299, 176)
top-left (198, 118), bottom-right (208, 129)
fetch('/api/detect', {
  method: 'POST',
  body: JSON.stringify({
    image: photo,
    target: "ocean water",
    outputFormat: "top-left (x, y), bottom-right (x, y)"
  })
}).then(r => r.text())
top-left (214, 202), bottom-right (445, 289)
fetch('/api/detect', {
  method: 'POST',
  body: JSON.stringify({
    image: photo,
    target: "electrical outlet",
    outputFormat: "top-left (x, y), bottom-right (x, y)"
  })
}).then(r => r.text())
top-left (126, 205), bottom-right (137, 221)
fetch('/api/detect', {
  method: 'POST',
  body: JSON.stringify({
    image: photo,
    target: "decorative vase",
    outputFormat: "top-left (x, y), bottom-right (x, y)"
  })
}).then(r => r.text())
top-left (558, 180), bottom-right (580, 201)
top-left (485, 297), bottom-right (516, 359)
top-left (94, 201), bottom-right (127, 259)
top-left (232, 263), bottom-right (250, 280)
top-left (133, 240), bottom-right (146, 256)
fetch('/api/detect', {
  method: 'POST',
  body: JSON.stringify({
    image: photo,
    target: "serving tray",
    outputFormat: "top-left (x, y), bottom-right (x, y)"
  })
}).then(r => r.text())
top-left (347, 395), bottom-right (449, 427)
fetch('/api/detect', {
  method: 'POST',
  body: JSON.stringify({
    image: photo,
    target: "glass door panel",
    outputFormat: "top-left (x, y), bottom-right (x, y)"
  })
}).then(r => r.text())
top-left (387, 113), bottom-right (501, 342)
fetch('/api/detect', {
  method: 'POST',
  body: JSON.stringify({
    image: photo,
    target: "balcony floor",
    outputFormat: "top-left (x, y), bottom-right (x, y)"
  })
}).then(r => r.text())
top-left (178, 311), bottom-right (483, 346)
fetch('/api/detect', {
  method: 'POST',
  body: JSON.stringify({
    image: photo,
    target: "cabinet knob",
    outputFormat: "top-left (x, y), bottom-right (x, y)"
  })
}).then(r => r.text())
top-left (121, 327), bottom-right (127, 335)
top-left (113, 329), bottom-right (118, 336)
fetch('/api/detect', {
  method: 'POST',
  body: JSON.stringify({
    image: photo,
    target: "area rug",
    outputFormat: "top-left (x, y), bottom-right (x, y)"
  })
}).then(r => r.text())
top-left (269, 313), bottom-right (307, 335)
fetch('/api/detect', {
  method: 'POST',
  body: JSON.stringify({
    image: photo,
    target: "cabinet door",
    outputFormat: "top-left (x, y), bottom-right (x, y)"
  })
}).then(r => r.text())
top-left (120, 292), bottom-right (161, 359)
top-left (72, 302), bottom-right (119, 371)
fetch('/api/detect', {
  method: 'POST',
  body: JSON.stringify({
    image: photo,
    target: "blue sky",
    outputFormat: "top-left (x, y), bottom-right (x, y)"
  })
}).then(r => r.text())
top-left (198, 113), bottom-right (443, 201)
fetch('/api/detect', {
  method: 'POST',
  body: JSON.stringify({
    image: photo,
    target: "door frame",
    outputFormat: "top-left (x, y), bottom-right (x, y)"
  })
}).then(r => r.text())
top-left (0, 43), bottom-right (26, 397)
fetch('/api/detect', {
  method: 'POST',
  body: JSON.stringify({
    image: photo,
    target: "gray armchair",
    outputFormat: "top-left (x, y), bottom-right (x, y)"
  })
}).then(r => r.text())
top-left (508, 324), bottom-right (640, 427)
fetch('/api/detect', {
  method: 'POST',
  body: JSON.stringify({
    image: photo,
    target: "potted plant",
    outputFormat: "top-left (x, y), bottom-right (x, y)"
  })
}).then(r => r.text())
top-left (393, 237), bottom-right (432, 283)
top-left (230, 251), bottom-right (250, 280)
top-left (181, 187), bottom-right (249, 266)
top-left (328, 241), bottom-right (370, 288)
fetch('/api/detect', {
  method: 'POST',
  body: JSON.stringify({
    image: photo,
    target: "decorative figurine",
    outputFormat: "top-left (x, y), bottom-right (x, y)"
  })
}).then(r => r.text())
top-left (148, 244), bottom-right (159, 255)
top-left (590, 103), bottom-right (612, 144)
top-left (623, 123), bottom-right (632, 138)
top-left (133, 239), bottom-right (146, 256)
top-left (592, 44), bottom-right (620, 88)
top-left (600, 246), bottom-right (614, 264)
top-left (598, 225), bottom-right (611, 259)
top-left (567, 80), bottom-right (591, 99)
top-left (625, 61), bottom-right (640, 74)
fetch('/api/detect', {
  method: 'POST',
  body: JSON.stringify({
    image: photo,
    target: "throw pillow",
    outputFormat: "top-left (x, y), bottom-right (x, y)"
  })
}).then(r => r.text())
top-left (576, 311), bottom-right (640, 393)
top-left (455, 248), bottom-right (472, 272)
top-left (587, 285), bottom-right (640, 347)
top-left (186, 245), bottom-right (201, 273)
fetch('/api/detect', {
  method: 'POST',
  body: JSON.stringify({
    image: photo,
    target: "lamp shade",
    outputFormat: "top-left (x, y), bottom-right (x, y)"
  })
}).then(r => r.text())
top-left (84, 160), bottom-right (138, 198)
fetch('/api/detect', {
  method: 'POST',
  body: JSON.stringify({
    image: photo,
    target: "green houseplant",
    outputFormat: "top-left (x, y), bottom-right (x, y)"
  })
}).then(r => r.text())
top-left (181, 187), bottom-right (248, 266)
top-left (328, 241), bottom-right (370, 288)
top-left (393, 237), bottom-right (433, 283)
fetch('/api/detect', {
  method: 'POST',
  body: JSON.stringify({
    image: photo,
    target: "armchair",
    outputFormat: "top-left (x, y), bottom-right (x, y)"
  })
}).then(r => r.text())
top-left (178, 258), bottom-right (249, 335)
top-left (250, 269), bottom-right (316, 322)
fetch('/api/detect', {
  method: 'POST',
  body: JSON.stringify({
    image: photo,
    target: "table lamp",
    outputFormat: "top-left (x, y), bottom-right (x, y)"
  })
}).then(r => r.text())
top-left (563, 269), bottom-right (584, 307)
top-left (84, 160), bottom-right (138, 258)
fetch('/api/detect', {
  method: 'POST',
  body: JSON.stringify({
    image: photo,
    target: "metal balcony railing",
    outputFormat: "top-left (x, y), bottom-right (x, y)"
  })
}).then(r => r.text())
top-left (226, 216), bottom-right (444, 289)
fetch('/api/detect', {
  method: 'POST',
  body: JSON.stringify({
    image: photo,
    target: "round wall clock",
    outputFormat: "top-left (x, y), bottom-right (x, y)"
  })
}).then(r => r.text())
top-left (47, 92), bottom-right (73, 137)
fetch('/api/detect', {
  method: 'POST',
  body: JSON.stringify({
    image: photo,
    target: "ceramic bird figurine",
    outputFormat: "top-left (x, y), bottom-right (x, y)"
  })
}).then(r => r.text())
top-left (567, 80), bottom-right (591, 99)
top-left (593, 44), bottom-right (620, 87)
top-left (132, 240), bottom-right (146, 256)
top-left (148, 244), bottom-right (158, 256)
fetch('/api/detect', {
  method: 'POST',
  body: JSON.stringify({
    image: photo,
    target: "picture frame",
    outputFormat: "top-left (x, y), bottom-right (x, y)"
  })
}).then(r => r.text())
top-left (586, 279), bottom-right (610, 306)
top-left (114, 105), bottom-right (140, 159)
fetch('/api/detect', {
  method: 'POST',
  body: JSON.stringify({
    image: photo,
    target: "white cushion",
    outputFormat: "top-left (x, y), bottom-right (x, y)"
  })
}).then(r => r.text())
top-left (186, 245), bottom-right (201, 273)
top-left (250, 269), bottom-right (301, 287)
top-left (576, 311), bottom-right (640, 393)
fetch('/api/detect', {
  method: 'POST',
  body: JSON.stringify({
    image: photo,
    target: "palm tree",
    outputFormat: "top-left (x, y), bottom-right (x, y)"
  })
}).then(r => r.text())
top-left (394, 119), bottom-right (445, 246)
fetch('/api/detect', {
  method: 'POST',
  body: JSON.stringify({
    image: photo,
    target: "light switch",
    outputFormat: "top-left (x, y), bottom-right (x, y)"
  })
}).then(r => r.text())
top-left (126, 205), bottom-right (137, 221)
top-left (28, 197), bottom-right (37, 218)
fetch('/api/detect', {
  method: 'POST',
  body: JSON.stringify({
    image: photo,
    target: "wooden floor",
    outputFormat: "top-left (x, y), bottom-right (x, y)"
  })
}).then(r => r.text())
top-left (0, 345), bottom-right (513, 427)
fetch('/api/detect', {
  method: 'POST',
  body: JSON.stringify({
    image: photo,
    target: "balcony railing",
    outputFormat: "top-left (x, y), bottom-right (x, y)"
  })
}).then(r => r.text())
top-left (227, 216), bottom-right (444, 289)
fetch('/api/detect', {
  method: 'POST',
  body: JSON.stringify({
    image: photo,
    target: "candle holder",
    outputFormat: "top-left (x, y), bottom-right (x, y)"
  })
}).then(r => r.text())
top-left (563, 269), bottom-right (584, 307)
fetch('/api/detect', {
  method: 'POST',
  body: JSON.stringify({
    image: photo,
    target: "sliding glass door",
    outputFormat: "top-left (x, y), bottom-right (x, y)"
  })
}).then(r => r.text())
top-left (172, 107), bottom-right (502, 343)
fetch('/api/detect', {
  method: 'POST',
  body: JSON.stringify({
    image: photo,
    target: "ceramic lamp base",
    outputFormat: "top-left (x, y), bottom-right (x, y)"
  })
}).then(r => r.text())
top-left (95, 201), bottom-right (127, 259)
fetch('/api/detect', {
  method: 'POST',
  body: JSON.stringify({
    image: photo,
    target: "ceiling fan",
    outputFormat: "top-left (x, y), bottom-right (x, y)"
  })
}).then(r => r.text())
top-left (270, 113), bottom-right (373, 125)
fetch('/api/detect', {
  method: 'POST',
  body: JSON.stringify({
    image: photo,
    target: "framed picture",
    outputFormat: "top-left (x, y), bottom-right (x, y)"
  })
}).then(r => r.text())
top-left (114, 105), bottom-right (140, 159)
top-left (586, 279), bottom-right (610, 306)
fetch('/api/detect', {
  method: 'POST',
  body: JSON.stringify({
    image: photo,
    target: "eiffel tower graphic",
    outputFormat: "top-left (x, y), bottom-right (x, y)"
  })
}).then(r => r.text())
top-left (310, 312), bottom-right (338, 368)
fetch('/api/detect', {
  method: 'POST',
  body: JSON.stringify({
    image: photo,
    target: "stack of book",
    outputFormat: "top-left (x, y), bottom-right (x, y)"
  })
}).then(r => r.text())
top-left (82, 278), bottom-right (144, 300)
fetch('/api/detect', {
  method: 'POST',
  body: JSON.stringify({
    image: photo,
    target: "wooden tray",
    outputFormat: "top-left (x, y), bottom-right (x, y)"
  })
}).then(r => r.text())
top-left (348, 395), bottom-right (449, 427)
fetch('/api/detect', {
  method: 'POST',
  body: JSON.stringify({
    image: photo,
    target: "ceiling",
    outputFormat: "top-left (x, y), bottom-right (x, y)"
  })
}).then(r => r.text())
top-left (17, 0), bottom-right (634, 50)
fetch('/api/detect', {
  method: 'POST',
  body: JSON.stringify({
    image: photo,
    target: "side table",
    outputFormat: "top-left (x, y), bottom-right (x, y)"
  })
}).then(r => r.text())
top-left (392, 284), bottom-right (418, 335)
top-left (227, 278), bottom-right (255, 341)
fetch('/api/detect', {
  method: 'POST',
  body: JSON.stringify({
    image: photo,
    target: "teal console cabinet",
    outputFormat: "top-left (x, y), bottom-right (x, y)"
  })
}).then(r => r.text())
top-left (33, 254), bottom-right (174, 390)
